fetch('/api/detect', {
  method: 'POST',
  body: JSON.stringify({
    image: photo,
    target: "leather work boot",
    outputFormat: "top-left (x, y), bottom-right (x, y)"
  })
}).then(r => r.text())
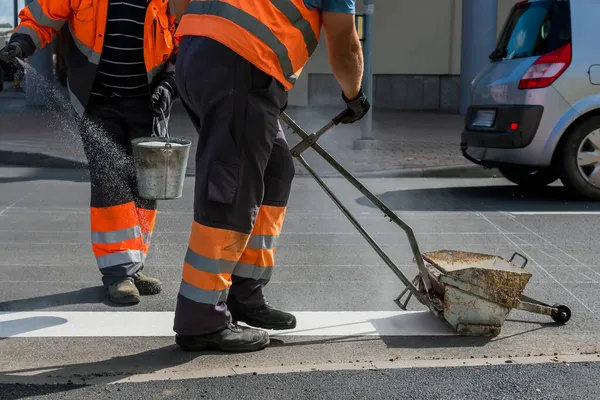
top-left (175, 323), bottom-right (270, 353)
top-left (107, 279), bottom-right (141, 305)
top-left (228, 299), bottom-right (297, 331)
top-left (133, 272), bottom-right (162, 295)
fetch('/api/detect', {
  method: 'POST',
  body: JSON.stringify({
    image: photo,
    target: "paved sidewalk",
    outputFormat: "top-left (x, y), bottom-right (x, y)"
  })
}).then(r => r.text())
top-left (0, 85), bottom-right (495, 177)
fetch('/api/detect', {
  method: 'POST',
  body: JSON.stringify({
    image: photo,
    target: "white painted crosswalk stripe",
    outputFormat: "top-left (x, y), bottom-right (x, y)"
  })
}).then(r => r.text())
top-left (0, 311), bottom-right (456, 338)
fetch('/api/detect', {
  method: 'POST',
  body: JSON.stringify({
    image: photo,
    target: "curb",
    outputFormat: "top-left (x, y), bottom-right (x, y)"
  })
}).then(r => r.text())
top-left (0, 150), bottom-right (499, 179)
top-left (294, 164), bottom-right (500, 179)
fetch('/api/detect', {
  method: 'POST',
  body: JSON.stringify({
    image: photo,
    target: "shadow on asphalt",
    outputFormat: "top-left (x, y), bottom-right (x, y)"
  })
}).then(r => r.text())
top-left (0, 384), bottom-right (84, 400)
top-left (0, 316), bottom-right (68, 338)
top-left (355, 185), bottom-right (600, 212)
top-left (267, 335), bottom-right (493, 349)
top-left (268, 320), bottom-right (561, 351)
top-left (0, 345), bottom-right (200, 397)
top-left (0, 287), bottom-right (142, 313)
top-left (0, 167), bottom-right (90, 184)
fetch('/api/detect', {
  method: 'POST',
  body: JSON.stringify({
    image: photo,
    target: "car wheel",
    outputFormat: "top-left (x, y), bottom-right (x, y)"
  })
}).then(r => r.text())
top-left (498, 166), bottom-right (559, 187)
top-left (557, 116), bottom-right (600, 201)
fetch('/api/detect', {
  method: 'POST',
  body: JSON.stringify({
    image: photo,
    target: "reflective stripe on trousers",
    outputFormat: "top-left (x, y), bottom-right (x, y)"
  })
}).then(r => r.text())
top-left (91, 202), bottom-right (148, 271)
top-left (179, 222), bottom-right (249, 305)
top-left (90, 202), bottom-right (156, 275)
top-left (179, 205), bottom-right (286, 305)
top-left (233, 205), bottom-right (285, 281)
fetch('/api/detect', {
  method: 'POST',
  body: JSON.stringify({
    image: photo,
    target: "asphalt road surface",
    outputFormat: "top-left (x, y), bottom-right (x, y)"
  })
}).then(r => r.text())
top-left (1, 166), bottom-right (599, 399)
top-left (2, 362), bottom-right (600, 400)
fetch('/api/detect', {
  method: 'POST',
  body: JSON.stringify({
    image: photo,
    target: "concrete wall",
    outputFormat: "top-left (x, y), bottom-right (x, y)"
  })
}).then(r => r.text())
top-left (288, 0), bottom-right (520, 111)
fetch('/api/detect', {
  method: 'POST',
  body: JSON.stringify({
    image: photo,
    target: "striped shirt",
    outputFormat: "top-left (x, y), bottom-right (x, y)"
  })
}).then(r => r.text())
top-left (91, 0), bottom-right (149, 98)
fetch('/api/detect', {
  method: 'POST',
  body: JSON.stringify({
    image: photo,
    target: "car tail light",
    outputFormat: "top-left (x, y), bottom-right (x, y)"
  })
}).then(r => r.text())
top-left (518, 42), bottom-right (572, 90)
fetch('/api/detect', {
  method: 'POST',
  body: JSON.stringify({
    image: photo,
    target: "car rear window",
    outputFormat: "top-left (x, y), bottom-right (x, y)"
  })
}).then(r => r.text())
top-left (493, 0), bottom-right (571, 61)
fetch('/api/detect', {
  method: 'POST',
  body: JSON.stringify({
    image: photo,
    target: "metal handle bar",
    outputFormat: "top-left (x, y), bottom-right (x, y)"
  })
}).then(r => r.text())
top-left (279, 111), bottom-right (433, 299)
top-left (287, 109), bottom-right (352, 157)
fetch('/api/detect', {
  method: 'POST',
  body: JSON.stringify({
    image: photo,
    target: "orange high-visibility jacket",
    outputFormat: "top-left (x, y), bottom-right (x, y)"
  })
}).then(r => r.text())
top-left (13, 0), bottom-right (178, 115)
top-left (175, 0), bottom-right (322, 91)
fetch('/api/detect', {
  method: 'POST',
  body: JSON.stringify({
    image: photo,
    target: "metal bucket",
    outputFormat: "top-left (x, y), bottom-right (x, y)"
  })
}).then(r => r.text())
top-left (131, 137), bottom-right (191, 200)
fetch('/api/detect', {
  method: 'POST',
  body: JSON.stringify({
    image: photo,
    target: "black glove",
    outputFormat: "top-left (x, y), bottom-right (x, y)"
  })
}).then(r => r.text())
top-left (340, 87), bottom-right (371, 124)
top-left (150, 71), bottom-right (176, 137)
top-left (0, 42), bottom-right (24, 72)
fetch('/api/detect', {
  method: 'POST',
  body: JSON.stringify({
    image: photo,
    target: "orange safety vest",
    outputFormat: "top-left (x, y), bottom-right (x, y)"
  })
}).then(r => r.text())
top-left (14, 0), bottom-right (178, 115)
top-left (175, 0), bottom-right (322, 91)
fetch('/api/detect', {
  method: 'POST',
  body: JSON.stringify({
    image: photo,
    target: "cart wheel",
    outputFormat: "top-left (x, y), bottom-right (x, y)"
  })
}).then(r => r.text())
top-left (551, 304), bottom-right (571, 324)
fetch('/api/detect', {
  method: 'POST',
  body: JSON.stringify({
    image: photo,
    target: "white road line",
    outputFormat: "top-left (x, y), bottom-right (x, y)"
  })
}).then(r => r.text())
top-left (509, 211), bottom-right (600, 215)
top-left (0, 311), bottom-right (456, 338)
top-left (473, 211), bottom-right (594, 313)
top-left (0, 191), bottom-right (37, 217)
top-left (503, 212), bottom-right (600, 281)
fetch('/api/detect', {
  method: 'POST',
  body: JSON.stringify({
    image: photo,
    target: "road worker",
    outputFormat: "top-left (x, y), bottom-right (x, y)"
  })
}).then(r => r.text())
top-left (0, 0), bottom-right (179, 305)
top-left (171, 0), bottom-right (370, 352)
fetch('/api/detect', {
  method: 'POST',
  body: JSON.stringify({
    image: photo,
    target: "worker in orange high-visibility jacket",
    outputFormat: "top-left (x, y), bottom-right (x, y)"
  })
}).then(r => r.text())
top-left (0, 0), bottom-right (179, 305)
top-left (171, 0), bottom-right (370, 353)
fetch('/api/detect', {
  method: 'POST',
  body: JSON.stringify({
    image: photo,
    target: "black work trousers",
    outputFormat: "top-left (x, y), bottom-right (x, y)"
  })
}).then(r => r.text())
top-left (173, 36), bottom-right (295, 335)
top-left (78, 95), bottom-right (158, 287)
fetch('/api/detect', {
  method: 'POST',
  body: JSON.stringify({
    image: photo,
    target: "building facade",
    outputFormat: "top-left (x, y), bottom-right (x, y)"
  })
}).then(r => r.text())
top-left (288, 0), bottom-right (519, 112)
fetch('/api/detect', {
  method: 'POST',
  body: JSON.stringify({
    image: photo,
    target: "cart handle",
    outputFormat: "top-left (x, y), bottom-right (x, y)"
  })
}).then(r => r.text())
top-left (278, 110), bottom-right (434, 299)
top-left (283, 108), bottom-right (353, 158)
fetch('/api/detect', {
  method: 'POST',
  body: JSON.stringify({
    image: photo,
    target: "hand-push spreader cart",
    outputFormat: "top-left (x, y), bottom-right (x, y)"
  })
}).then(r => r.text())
top-left (279, 110), bottom-right (572, 337)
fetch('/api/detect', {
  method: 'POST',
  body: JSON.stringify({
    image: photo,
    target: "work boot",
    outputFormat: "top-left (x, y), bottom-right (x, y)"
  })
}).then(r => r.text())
top-left (227, 299), bottom-right (297, 331)
top-left (133, 272), bottom-right (162, 295)
top-left (107, 279), bottom-right (141, 305)
top-left (175, 323), bottom-right (270, 353)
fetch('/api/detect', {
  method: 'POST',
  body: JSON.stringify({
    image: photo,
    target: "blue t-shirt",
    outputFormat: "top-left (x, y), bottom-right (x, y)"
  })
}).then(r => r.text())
top-left (304, 0), bottom-right (355, 14)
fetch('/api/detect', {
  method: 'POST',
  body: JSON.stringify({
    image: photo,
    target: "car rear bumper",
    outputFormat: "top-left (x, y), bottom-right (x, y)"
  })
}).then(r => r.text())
top-left (461, 105), bottom-right (544, 149)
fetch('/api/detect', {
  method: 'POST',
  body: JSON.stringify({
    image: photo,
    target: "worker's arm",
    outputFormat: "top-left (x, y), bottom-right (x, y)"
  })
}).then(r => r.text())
top-left (151, 0), bottom-right (181, 136)
top-left (321, 9), bottom-right (370, 124)
top-left (173, 0), bottom-right (192, 23)
top-left (167, 1), bottom-right (180, 63)
top-left (322, 11), bottom-right (363, 100)
top-left (11, 0), bottom-right (70, 57)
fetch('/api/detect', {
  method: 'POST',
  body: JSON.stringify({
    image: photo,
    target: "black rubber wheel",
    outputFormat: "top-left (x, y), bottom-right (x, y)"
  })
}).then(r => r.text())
top-left (498, 166), bottom-right (559, 187)
top-left (557, 116), bottom-right (600, 200)
top-left (550, 304), bottom-right (571, 324)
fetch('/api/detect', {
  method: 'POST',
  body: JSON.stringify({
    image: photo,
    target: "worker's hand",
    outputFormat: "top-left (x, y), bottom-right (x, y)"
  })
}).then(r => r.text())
top-left (0, 42), bottom-right (24, 71)
top-left (151, 80), bottom-right (175, 115)
top-left (340, 87), bottom-right (370, 124)
top-left (150, 73), bottom-right (176, 137)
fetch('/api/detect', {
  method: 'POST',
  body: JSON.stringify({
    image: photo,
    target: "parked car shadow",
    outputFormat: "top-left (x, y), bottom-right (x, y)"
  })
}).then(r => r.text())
top-left (355, 184), bottom-right (600, 213)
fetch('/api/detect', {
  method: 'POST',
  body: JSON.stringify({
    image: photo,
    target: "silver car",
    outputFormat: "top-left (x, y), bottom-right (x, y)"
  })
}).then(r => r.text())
top-left (461, 0), bottom-right (600, 200)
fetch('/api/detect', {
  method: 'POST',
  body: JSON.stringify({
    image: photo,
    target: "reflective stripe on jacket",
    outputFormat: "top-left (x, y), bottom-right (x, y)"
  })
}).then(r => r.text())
top-left (13, 0), bottom-right (178, 115)
top-left (175, 0), bottom-right (322, 91)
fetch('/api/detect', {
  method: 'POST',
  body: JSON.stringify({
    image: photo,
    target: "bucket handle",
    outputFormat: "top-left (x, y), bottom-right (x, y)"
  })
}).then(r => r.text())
top-left (152, 109), bottom-right (170, 145)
